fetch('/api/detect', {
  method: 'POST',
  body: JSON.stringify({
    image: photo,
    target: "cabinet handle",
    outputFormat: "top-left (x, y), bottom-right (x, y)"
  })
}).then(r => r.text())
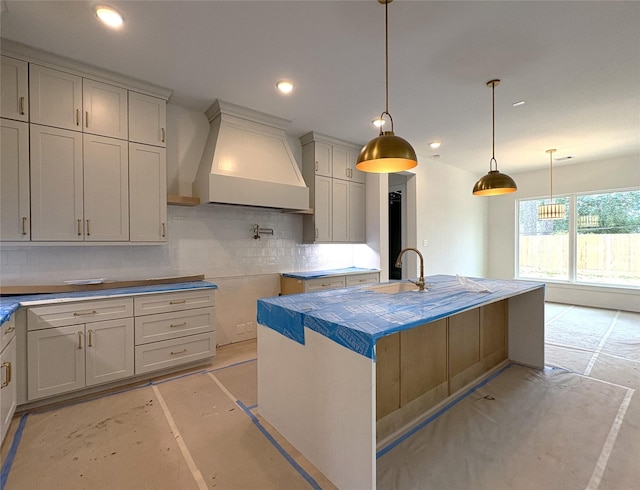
top-left (76, 109), bottom-right (80, 126)
top-left (22, 216), bottom-right (27, 235)
top-left (315, 228), bottom-right (319, 239)
top-left (73, 310), bottom-right (97, 317)
top-left (86, 219), bottom-right (91, 236)
top-left (1, 362), bottom-right (11, 387)
top-left (85, 111), bottom-right (89, 128)
top-left (315, 161), bottom-right (318, 172)
top-left (5, 327), bottom-right (15, 334)
top-left (19, 96), bottom-right (25, 115)
top-left (161, 128), bottom-right (165, 143)
top-left (77, 219), bottom-right (82, 236)
top-left (169, 299), bottom-right (186, 305)
top-left (170, 322), bottom-right (187, 328)
top-left (321, 283), bottom-right (331, 287)
top-left (170, 349), bottom-right (187, 355)
top-left (346, 169), bottom-right (349, 178)
top-left (78, 331), bottom-right (83, 349)
top-left (88, 329), bottom-right (93, 347)
top-left (162, 222), bottom-right (166, 238)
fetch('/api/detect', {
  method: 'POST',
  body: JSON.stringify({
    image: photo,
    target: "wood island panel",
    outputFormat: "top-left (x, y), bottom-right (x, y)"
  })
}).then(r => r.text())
top-left (375, 333), bottom-right (400, 420)
top-left (448, 308), bottom-right (484, 394)
top-left (481, 300), bottom-right (508, 370)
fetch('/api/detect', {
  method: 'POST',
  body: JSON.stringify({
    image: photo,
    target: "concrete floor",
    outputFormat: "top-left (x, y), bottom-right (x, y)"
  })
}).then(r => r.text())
top-left (2, 303), bottom-right (639, 489)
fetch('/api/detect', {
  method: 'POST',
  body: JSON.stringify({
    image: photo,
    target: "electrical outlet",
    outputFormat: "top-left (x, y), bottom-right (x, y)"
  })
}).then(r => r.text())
top-left (423, 239), bottom-right (428, 247)
top-left (236, 323), bottom-right (246, 335)
top-left (246, 322), bottom-right (254, 332)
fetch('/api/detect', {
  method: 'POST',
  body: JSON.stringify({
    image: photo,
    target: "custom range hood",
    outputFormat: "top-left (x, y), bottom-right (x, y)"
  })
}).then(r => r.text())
top-left (193, 99), bottom-right (309, 210)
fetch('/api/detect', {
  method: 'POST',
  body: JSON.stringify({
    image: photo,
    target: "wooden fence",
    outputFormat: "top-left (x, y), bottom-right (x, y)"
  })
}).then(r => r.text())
top-left (519, 234), bottom-right (640, 282)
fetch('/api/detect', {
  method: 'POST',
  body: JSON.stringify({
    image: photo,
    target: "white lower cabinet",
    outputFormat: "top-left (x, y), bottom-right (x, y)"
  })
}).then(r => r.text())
top-left (134, 291), bottom-right (216, 375)
top-left (25, 289), bottom-right (216, 403)
top-left (1, 315), bottom-right (17, 445)
top-left (27, 318), bottom-right (134, 401)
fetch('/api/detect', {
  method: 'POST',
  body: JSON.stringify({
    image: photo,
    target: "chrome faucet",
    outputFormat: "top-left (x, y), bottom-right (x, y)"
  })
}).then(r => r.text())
top-left (395, 247), bottom-right (426, 291)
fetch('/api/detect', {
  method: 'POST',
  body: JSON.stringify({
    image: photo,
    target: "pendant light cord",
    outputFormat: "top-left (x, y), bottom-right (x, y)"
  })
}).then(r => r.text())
top-left (549, 150), bottom-right (554, 202)
top-left (491, 81), bottom-right (496, 171)
top-left (385, 0), bottom-right (389, 116)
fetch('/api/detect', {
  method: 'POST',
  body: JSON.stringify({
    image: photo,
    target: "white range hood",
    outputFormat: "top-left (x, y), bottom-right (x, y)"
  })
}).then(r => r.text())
top-left (193, 99), bottom-right (309, 210)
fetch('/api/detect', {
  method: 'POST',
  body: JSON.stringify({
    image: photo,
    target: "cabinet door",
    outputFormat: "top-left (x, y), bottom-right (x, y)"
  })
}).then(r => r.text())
top-left (86, 318), bottom-right (134, 387)
top-left (1, 56), bottom-right (29, 121)
top-left (30, 125), bottom-right (83, 241)
top-left (314, 176), bottom-right (332, 242)
top-left (1, 337), bottom-right (17, 443)
top-left (129, 92), bottom-right (166, 147)
top-left (1, 119), bottom-right (30, 241)
top-left (348, 181), bottom-right (366, 243)
top-left (129, 143), bottom-right (167, 241)
top-left (29, 64), bottom-right (82, 131)
top-left (332, 179), bottom-right (349, 242)
top-left (83, 79), bottom-right (128, 140)
top-left (332, 144), bottom-right (349, 180)
top-left (313, 141), bottom-right (332, 177)
top-left (83, 135), bottom-right (129, 241)
top-left (27, 325), bottom-right (85, 400)
top-left (349, 148), bottom-right (366, 184)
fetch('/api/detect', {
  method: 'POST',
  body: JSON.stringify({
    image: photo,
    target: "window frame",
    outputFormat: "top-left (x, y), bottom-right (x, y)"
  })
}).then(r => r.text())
top-left (515, 186), bottom-right (640, 288)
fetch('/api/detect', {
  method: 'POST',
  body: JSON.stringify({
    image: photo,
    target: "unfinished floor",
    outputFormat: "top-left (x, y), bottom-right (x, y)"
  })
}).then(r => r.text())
top-left (1, 303), bottom-right (639, 489)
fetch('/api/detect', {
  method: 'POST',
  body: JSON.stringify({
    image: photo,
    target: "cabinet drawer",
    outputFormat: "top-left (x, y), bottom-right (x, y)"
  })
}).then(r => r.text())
top-left (305, 276), bottom-right (346, 292)
top-left (135, 307), bottom-right (215, 345)
top-left (27, 298), bottom-right (133, 331)
top-left (135, 332), bottom-right (216, 374)
top-left (345, 273), bottom-right (380, 287)
top-left (134, 289), bottom-right (215, 315)
top-left (1, 314), bottom-right (16, 351)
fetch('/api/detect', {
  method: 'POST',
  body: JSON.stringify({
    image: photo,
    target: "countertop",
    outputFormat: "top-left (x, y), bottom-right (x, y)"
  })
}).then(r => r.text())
top-left (281, 267), bottom-right (380, 279)
top-left (258, 274), bottom-right (544, 359)
top-left (0, 281), bottom-right (218, 327)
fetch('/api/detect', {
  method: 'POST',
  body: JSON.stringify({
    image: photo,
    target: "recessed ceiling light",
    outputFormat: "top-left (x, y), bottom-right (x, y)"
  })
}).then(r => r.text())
top-left (429, 141), bottom-right (441, 149)
top-left (371, 118), bottom-right (385, 128)
top-left (512, 100), bottom-right (526, 107)
top-left (96, 6), bottom-right (123, 28)
top-left (276, 80), bottom-right (294, 94)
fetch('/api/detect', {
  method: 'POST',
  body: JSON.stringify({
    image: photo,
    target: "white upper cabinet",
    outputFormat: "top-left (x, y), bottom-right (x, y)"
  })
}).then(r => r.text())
top-left (300, 132), bottom-right (366, 243)
top-left (30, 124), bottom-right (84, 241)
top-left (83, 134), bottom-right (129, 241)
top-left (1, 56), bottom-right (29, 121)
top-left (129, 143), bottom-right (167, 242)
top-left (29, 64), bottom-right (83, 131)
top-left (129, 92), bottom-right (166, 147)
top-left (0, 119), bottom-right (30, 240)
top-left (83, 79), bottom-right (128, 140)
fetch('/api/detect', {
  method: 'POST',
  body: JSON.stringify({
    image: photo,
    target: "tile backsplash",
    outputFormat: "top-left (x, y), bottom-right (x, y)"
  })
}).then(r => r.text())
top-left (0, 204), bottom-right (376, 285)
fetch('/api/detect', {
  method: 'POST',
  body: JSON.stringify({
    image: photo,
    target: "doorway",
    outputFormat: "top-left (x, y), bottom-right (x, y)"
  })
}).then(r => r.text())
top-left (389, 175), bottom-right (408, 280)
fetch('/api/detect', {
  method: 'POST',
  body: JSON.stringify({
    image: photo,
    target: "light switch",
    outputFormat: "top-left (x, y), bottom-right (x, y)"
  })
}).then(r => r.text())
top-left (422, 239), bottom-right (428, 247)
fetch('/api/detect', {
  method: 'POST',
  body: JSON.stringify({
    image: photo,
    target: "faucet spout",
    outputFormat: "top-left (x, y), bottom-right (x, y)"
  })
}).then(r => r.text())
top-left (395, 247), bottom-right (426, 291)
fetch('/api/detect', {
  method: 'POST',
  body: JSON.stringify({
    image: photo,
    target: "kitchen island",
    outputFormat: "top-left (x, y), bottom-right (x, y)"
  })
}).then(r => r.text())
top-left (257, 275), bottom-right (544, 490)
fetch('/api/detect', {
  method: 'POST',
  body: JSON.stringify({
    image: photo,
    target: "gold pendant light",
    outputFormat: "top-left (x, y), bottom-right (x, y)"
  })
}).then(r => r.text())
top-left (356, 0), bottom-right (417, 173)
top-left (538, 148), bottom-right (566, 219)
top-left (472, 79), bottom-right (517, 196)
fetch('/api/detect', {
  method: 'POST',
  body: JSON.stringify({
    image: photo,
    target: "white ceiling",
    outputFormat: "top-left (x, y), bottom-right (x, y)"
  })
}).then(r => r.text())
top-left (2, 0), bottom-right (639, 175)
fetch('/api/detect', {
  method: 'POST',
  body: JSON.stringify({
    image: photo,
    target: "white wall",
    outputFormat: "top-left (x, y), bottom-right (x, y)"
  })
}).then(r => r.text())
top-left (413, 159), bottom-right (489, 278)
top-left (487, 154), bottom-right (640, 312)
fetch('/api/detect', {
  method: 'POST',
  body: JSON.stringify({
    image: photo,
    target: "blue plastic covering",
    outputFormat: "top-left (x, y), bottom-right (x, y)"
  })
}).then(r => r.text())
top-left (257, 275), bottom-right (544, 360)
top-left (281, 267), bottom-right (380, 279)
top-left (0, 281), bottom-right (218, 327)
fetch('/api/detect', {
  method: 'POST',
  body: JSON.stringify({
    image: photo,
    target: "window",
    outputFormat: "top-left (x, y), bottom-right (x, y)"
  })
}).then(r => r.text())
top-left (517, 189), bottom-right (640, 287)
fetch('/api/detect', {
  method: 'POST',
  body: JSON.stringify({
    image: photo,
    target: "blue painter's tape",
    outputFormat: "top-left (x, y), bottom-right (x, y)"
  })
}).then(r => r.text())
top-left (281, 267), bottom-right (379, 279)
top-left (1, 413), bottom-right (29, 487)
top-left (236, 399), bottom-right (322, 490)
top-left (258, 275), bottom-right (545, 360)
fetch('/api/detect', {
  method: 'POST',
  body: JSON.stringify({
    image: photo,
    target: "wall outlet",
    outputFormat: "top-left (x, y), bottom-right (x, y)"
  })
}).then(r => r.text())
top-left (423, 239), bottom-right (428, 247)
top-left (246, 322), bottom-right (254, 332)
top-left (236, 323), bottom-right (246, 334)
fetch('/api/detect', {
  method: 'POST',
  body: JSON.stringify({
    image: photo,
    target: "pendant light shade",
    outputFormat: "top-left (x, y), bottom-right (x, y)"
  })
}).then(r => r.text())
top-left (538, 148), bottom-right (566, 219)
top-left (473, 79), bottom-right (517, 196)
top-left (356, 0), bottom-right (417, 173)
